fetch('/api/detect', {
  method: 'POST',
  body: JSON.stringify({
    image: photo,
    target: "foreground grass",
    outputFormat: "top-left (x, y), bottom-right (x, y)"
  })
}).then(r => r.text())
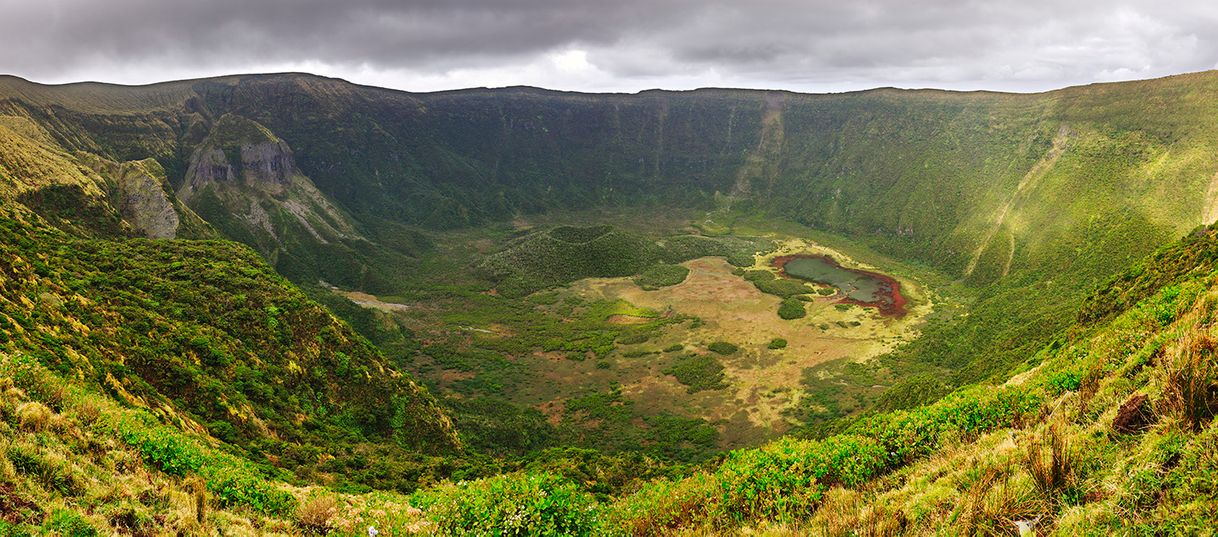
top-left (3, 256), bottom-right (1216, 535)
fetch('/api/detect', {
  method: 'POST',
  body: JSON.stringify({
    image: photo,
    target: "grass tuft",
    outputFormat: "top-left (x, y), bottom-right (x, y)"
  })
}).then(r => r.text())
top-left (1157, 331), bottom-right (1218, 432)
top-left (15, 401), bottom-right (51, 432)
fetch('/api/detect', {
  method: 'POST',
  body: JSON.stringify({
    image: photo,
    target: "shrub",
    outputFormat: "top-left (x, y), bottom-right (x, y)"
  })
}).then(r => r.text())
top-left (707, 341), bottom-right (739, 355)
top-left (767, 338), bottom-right (788, 350)
top-left (634, 264), bottom-right (690, 290)
top-left (778, 298), bottom-right (806, 320)
top-left (663, 344), bottom-right (684, 353)
top-left (616, 332), bottom-right (650, 345)
top-left (716, 436), bottom-right (887, 523)
top-left (741, 270), bottom-right (810, 298)
top-left (206, 466), bottom-right (297, 514)
top-left (297, 495), bottom-right (339, 535)
top-left (715, 446), bottom-right (824, 524)
top-left (606, 473), bottom-right (719, 534)
top-left (663, 355), bottom-right (728, 393)
top-left (1047, 371), bottom-right (1082, 395)
top-left (413, 473), bottom-right (600, 536)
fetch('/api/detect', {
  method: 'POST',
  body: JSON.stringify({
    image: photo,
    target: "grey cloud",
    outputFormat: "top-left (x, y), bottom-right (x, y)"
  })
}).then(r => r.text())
top-left (1, 0), bottom-right (1216, 92)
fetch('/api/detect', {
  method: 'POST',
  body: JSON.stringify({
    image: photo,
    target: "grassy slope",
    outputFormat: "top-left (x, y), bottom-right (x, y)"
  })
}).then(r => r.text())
top-left (0, 205), bottom-right (459, 493)
top-left (40, 211), bottom-right (1195, 536)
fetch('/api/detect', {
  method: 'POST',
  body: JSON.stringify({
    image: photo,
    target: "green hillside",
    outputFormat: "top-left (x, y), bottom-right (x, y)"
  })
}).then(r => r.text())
top-left (1, 71), bottom-right (1218, 534)
top-left (0, 205), bottom-right (459, 489)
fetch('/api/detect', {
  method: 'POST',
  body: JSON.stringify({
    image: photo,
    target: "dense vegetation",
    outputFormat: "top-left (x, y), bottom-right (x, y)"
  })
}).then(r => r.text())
top-left (2, 70), bottom-right (1218, 533)
top-left (0, 206), bottom-right (459, 494)
top-left (478, 225), bottom-right (767, 295)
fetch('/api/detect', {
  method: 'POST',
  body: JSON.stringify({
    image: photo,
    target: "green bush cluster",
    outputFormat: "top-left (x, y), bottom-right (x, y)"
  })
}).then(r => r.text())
top-left (663, 355), bottom-right (728, 393)
top-left (412, 473), bottom-right (600, 536)
top-left (778, 297), bottom-right (807, 319)
top-left (740, 270), bottom-right (811, 298)
top-left (633, 263), bottom-right (690, 290)
top-left (767, 338), bottom-right (788, 350)
top-left (479, 226), bottom-right (771, 296)
top-left (1047, 371), bottom-right (1082, 394)
top-left (706, 341), bottom-right (739, 355)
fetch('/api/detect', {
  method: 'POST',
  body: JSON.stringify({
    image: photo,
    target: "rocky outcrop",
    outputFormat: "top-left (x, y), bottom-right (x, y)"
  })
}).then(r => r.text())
top-left (241, 141), bottom-right (295, 187)
top-left (181, 140), bottom-right (296, 199)
top-left (183, 148), bottom-right (236, 191)
top-left (177, 114), bottom-right (364, 259)
top-left (112, 160), bottom-right (180, 239)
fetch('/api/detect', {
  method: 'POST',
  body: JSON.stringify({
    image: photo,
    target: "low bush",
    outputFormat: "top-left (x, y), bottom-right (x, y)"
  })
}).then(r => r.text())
top-left (707, 341), bottom-right (739, 355)
top-left (412, 473), bottom-right (600, 536)
top-left (778, 298), bottom-right (806, 320)
top-left (663, 355), bottom-right (728, 393)
top-left (767, 338), bottom-right (788, 350)
top-left (1047, 371), bottom-right (1082, 395)
top-left (634, 264), bottom-right (690, 290)
top-left (297, 495), bottom-right (339, 535)
top-left (741, 270), bottom-right (810, 298)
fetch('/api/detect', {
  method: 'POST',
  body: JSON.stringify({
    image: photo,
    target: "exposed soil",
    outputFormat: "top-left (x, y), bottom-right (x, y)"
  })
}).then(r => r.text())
top-left (606, 314), bottom-right (653, 325)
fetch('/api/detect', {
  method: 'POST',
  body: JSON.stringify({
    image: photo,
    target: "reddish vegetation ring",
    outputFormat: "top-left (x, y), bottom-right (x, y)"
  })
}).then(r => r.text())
top-left (771, 254), bottom-right (907, 317)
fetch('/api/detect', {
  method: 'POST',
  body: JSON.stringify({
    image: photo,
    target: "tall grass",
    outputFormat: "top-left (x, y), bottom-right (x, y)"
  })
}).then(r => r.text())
top-left (1158, 331), bottom-right (1218, 431)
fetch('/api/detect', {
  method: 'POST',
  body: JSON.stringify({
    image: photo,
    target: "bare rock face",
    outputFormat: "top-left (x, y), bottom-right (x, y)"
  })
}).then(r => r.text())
top-left (241, 141), bottom-right (295, 187)
top-left (114, 161), bottom-right (180, 239)
top-left (177, 114), bottom-right (364, 255)
top-left (185, 148), bottom-right (236, 190)
top-left (180, 115), bottom-right (298, 201)
top-left (181, 141), bottom-right (296, 199)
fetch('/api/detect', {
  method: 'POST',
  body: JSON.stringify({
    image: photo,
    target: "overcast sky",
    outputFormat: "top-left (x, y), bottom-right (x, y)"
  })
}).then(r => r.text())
top-left (3, 0), bottom-right (1218, 94)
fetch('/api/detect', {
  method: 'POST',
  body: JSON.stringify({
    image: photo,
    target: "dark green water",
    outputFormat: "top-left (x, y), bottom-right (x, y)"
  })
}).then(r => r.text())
top-left (781, 256), bottom-right (886, 303)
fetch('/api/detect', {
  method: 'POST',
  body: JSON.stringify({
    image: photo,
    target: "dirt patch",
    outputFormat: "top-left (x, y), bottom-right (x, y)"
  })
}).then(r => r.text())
top-left (0, 484), bottom-right (41, 524)
top-left (332, 289), bottom-right (411, 313)
top-left (439, 369), bottom-right (476, 383)
top-left (606, 314), bottom-right (652, 325)
top-left (537, 398), bottom-right (566, 426)
top-left (1112, 394), bottom-right (1153, 434)
top-left (533, 350), bottom-right (569, 362)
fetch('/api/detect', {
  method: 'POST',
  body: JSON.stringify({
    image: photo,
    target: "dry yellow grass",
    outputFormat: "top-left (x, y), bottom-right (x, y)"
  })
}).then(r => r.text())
top-left (16, 400), bottom-right (52, 431)
top-left (297, 495), bottom-right (339, 535)
top-left (572, 254), bottom-right (926, 435)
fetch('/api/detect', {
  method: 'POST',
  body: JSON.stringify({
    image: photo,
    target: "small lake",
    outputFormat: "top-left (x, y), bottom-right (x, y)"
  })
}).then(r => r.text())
top-left (773, 255), bottom-right (907, 316)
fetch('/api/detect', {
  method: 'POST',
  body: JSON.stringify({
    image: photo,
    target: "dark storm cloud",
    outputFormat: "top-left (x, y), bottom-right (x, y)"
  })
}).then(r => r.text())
top-left (2, 0), bottom-right (1217, 92)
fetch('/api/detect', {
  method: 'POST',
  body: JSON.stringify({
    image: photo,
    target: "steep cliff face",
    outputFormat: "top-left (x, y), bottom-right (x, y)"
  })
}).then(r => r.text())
top-left (0, 114), bottom-right (209, 239)
top-left (175, 113), bottom-right (399, 289)
top-left (181, 135), bottom-right (297, 197)
top-left (111, 158), bottom-right (180, 238)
